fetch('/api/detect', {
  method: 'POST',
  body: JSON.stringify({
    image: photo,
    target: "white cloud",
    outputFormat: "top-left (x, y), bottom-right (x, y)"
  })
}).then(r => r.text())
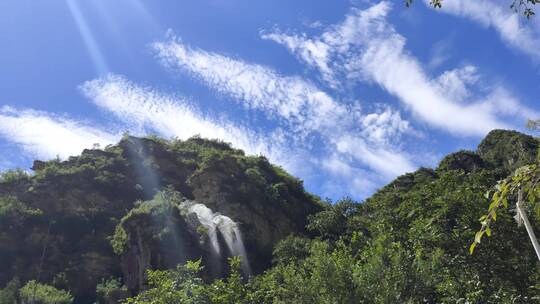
top-left (424, 0), bottom-right (540, 62)
top-left (320, 154), bottom-right (378, 198)
top-left (432, 65), bottom-right (480, 103)
top-left (360, 106), bottom-right (412, 146)
top-left (428, 37), bottom-right (453, 69)
top-left (80, 74), bottom-right (295, 169)
top-left (332, 134), bottom-right (414, 177)
top-left (0, 106), bottom-right (118, 160)
top-left (152, 36), bottom-right (416, 180)
top-left (261, 32), bottom-right (337, 87)
top-left (262, 1), bottom-right (530, 137)
top-left (153, 38), bottom-right (351, 136)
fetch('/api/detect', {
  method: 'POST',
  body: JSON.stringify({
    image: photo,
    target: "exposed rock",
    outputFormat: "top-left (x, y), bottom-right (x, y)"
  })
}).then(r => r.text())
top-left (437, 150), bottom-right (485, 173)
top-left (0, 135), bottom-right (322, 302)
top-left (31, 160), bottom-right (46, 171)
top-left (477, 129), bottom-right (539, 173)
top-left (387, 168), bottom-right (437, 191)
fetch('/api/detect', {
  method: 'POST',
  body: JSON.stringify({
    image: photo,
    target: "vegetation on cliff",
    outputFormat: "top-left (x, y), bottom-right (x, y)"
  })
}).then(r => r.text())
top-left (0, 129), bottom-right (539, 303)
top-left (0, 135), bottom-right (321, 303)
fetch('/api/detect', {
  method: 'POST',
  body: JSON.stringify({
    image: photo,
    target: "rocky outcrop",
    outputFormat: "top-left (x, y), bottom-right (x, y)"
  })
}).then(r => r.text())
top-left (0, 135), bottom-right (322, 302)
top-left (437, 150), bottom-right (485, 173)
top-left (477, 129), bottom-right (539, 173)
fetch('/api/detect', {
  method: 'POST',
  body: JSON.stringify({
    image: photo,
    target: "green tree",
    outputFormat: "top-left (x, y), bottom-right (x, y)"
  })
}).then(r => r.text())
top-left (470, 164), bottom-right (540, 254)
top-left (125, 260), bottom-right (210, 304)
top-left (19, 280), bottom-right (73, 304)
top-left (471, 123), bottom-right (540, 254)
top-left (0, 278), bottom-right (20, 304)
top-left (95, 277), bottom-right (128, 304)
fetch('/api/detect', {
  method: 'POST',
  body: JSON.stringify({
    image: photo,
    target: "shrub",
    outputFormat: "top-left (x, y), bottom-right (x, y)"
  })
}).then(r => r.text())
top-left (96, 277), bottom-right (128, 304)
top-left (0, 278), bottom-right (20, 304)
top-left (19, 280), bottom-right (73, 304)
top-left (0, 196), bottom-right (42, 223)
top-left (0, 169), bottom-right (30, 183)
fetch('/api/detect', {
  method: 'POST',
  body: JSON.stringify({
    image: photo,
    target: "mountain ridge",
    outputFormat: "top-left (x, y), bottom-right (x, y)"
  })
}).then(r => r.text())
top-left (1, 129), bottom-right (539, 303)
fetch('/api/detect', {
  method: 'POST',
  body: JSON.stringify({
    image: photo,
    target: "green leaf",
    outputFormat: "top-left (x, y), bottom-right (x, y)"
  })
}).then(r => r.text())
top-left (469, 242), bottom-right (477, 255)
top-left (474, 231), bottom-right (483, 244)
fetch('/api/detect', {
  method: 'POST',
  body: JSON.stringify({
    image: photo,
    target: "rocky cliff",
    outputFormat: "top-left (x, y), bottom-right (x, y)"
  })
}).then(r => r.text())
top-left (0, 135), bottom-right (322, 303)
top-left (1, 129), bottom-right (539, 303)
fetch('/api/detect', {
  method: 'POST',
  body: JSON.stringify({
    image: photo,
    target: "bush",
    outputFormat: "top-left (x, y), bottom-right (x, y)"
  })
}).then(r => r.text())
top-left (271, 235), bottom-right (311, 265)
top-left (0, 278), bottom-right (20, 304)
top-left (19, 280), bottom-right (73, 304)
top-left (125, 260), bottom-right (209, 304)
top-left (96, 277), bottom-right (128, 304)
top-left (0, 196), bottom-right (42, 223)
top-left (0, 169), bottom-right (30, 183)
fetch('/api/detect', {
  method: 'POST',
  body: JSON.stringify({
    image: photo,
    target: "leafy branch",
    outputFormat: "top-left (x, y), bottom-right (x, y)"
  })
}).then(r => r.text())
top-left (470, 164), bottom-right (540, 253)
top-left (405, 0), bottom-right (539, 18)
top-left (511, 0), bottom-right (540, 19)
top-left (405, 0), bottom-right (442, 8)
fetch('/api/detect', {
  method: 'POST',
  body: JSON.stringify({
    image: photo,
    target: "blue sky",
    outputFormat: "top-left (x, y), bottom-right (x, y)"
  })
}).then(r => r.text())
top-left (1, 0), bottom-right (539, 200)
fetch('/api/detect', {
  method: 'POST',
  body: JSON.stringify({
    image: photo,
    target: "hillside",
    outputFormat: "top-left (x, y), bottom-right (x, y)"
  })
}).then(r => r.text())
top-left (0, 135), bottom-right (322, 303)
top-left (1, 130), bottom-right (539, 303)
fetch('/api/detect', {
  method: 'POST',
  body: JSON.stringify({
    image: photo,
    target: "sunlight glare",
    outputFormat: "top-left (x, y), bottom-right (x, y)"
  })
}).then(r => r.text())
top-left (65, 0), bottom-right (109, 75)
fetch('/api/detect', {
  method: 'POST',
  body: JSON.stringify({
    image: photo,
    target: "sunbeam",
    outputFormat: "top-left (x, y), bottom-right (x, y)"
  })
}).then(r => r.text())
top-left (127, 0), bottom-right (163, 34)
top-left (65, 0), bottom-right (109, 75)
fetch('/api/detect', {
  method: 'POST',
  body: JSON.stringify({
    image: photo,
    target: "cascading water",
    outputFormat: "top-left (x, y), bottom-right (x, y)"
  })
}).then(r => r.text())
top-left (180, 201), bottom-right (251, 276)
top-left (187, 204), bottom-right (221, 256)
top-left (213, 215), bottom-right (252, 275)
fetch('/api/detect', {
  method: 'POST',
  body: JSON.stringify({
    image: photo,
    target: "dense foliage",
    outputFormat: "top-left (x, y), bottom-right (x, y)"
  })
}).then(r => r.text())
top-left (0, 279), bottom-right (73, 304)
top-left (124, 130), bottom-right (540, 303)
top-left (126, 170), bottom-right (540, 303)
top-left (1, 130), bottom-right (539, 303)
top-left (473, 127), bottom-right (540, 252)
top-left (0, 135), bottom-right (321, 303)
top-left (18, 281), bottom-right (73, 304)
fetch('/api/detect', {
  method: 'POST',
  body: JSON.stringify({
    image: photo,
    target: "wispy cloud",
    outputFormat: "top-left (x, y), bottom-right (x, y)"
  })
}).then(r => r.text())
top-left (429, 37), bottom-right (453, 69)
top-left (152, 37), bottom-right (416, 180)
top-left (153, 37), bottom-right (351, 136)
top-left (260, 32), bottom-right (338, 88)
top-left (0, 106), bottom-right (118, 159)
top-left (262, 1), bottom-right (530, 136)
top-left (319, 154), bottom-right (378, 199)
top-left (424, 0), bottom-right (540, 62)
top-left (80, 74), bottom-right (295, 169)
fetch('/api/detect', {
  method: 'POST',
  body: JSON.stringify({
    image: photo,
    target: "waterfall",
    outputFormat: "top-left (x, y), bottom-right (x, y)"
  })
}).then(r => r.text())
top-left (187, 204), bottom-right (221, 256)
top-left (180, 201), bottom-right (251, 276)
top-left (213, 215), bottom-right (252, 275)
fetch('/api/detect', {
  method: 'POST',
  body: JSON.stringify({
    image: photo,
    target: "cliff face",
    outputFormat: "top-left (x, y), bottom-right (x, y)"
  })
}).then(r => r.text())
top-left (0, 136), bottom-right (322, 303)
top-left (1, 129), bottom-right (538, 303)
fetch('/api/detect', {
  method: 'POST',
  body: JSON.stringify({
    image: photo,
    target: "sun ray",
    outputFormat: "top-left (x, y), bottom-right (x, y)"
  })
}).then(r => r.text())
top-left (127, 0), bottom-right (163, 34)
top-left (65, 0), bottom-right (109, 75)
